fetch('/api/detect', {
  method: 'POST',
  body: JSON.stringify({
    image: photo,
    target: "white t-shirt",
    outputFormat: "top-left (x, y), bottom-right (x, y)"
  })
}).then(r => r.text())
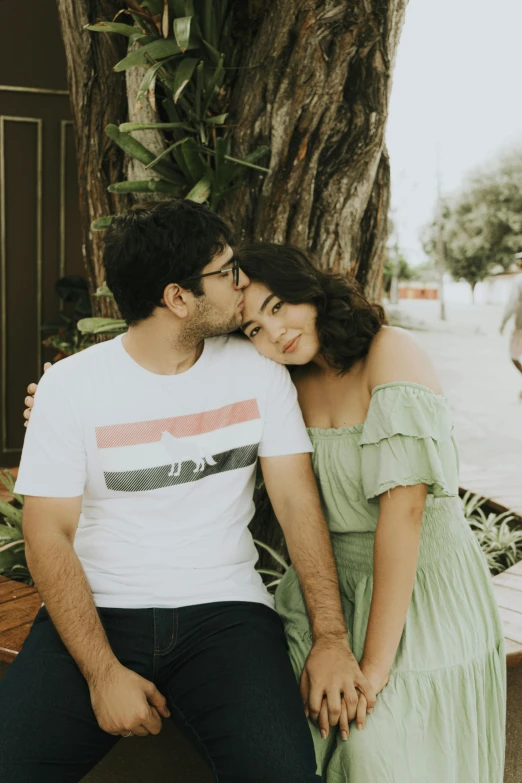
top-left (15, 334), bottom-right (313, 609)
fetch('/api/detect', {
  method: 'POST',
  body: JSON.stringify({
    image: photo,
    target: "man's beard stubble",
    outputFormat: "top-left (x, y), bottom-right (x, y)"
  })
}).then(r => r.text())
top-left (177, 294), bottom-right (242, 349)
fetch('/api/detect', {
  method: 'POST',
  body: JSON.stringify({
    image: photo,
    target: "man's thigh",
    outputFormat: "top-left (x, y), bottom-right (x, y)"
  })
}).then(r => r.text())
top-left (163, 602), bottom-right (320, 783)
top-left (0, 606), bottom-right (144, 783)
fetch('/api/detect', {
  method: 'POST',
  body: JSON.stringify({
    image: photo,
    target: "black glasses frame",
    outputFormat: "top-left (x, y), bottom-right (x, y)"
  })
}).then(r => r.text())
top-left (183, 256), bottom-right (240, 287)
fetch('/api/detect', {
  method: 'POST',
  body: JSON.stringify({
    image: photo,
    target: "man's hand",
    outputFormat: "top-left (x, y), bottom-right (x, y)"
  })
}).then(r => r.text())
top-left (88, 661), bottom-right (171, 737)
top-left (300, 637), bottom-right (376, 741)
top-left (23, 362), bottom-right (51, 426)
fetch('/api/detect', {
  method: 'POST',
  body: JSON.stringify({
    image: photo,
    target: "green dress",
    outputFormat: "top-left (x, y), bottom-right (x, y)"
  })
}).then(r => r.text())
top-left (275, 382), bottom-right (506, 782)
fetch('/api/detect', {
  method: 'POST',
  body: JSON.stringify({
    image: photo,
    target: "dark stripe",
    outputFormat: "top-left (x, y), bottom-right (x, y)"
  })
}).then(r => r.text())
top-left (103, 444), bottom-right (259, 493)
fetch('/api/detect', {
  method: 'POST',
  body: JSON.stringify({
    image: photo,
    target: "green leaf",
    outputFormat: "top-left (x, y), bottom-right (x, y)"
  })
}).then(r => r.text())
top-left (0, 526), bottom-right (23, 545)
top-left (0, 499), bottom-right (22, 528)
top-left (119, 121), bottom-right (193, 133)
top-left (202, 0), bottom-right (216, 49)
top-left (253, 539), bottom-right (290, 571)
top-left (129, 33), bottom-right (156, 45)
top-left (91, 216), bottom-right (114, 231)
top-left (0, 539), bottom-right (25, 555)
top-left (77, 318), bottom-right (127, 335)
top-left (108, 180), bottom-right (160, 193)
top-left (186, 174), bottom-right (212, 203)
top-left (205, 113), bottom-right (228, 125)
top-left (140, 0), bottom-right (163, 13)
top-left (228, 146), bottom-right (270, 172)
top-left (134, 60), bottom-right (174, 109)
top-left (180, 137), bottom-right (205, 182)
top-left (172, 57), bottom-right (199, 103)
top-left (201, 38), bottom-right (221, 67)
top-left (95, 283), bottom-right (114, 298)
top-left (202, 54), bottom-right (225, 115)
top-left (84, 22), bottom-right (138, 37)
top-left (173, 16), bottom-right (192, 53)
top-left (105, 124), bottom-right (179, 183)
top-left (114, 39), bottom-right (189, 73)
top-left (256, 568), bottom-right (283, 579)
top-left (195, 61), bottom-right (204, 119)
top-left (144, 138), bottom-right (191, 169)
top-left (147, 180), bottom-right (186, 195)
top-left (213, 136), bottom-right (226, 192)
top-left (0, 471), bottom-right (23, 505)
top-left (169, 0), bottom-right (183, 15)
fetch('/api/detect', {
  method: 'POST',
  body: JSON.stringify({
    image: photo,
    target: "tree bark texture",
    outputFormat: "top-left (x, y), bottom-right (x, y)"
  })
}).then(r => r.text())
top-left (125, 42), bottom-right (167, 198)
top-left (223, 0), bottom-right (406, 301)
top-left (223, 0), bottom-right (406, 560)
top-left (56, 0), bottom-right (129, 318)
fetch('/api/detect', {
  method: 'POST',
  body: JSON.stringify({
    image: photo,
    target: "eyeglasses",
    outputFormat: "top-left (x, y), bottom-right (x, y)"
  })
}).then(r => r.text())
top-left (183, 256), bottom-right (240, 287)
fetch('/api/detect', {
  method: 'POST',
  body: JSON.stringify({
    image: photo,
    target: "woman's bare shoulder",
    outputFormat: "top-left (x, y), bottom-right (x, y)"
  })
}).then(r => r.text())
top-left (366, 326), bottom-right (443, 394)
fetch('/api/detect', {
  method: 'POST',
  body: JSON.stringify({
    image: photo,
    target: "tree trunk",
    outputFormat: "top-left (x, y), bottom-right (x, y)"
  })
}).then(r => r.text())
top-left (223, 0), bottom-right (406, 560)
top-left (56, 0), bottom-right (128, 318)
top-left (223, 0), bottom-right (406, 301)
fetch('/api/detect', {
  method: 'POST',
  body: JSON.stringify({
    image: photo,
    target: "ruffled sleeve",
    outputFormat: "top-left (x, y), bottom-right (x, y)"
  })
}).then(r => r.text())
top-left (359, 382), bottom-right (459, 502)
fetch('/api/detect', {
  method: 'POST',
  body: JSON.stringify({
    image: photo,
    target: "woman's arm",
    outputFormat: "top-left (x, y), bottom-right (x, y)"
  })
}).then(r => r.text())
top-left (360, 484), bottom-right (427, 689)
top-left (361, 326), bottom-right (441, 690)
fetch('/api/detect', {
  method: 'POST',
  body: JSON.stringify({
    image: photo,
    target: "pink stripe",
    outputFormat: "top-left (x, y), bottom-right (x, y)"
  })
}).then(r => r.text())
top-left (96, 399), bottom-right (261, 449)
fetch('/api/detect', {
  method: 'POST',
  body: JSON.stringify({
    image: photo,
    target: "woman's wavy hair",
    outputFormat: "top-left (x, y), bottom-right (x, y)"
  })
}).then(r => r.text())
top-left (237, 243), bottom-right (386, 374)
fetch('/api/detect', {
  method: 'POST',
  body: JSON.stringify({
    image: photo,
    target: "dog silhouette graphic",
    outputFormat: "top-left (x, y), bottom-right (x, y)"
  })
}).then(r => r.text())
top-left (160, 431), bottom-right (217, 477)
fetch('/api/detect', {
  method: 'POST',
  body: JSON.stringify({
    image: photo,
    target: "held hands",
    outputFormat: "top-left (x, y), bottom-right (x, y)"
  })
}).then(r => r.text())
top-left (300, 636), bottom-right (378, 741)
top-left (23, 362), bottom-right (51, 426)
top-left (88, 661), bottom-right (171, 738)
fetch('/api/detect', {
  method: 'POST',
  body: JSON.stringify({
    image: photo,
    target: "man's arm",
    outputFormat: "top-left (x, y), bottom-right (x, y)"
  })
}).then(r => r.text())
top-left (260, 453), bottom-right (376, 738)
top-left (23, 496), bottom-right (170, 736)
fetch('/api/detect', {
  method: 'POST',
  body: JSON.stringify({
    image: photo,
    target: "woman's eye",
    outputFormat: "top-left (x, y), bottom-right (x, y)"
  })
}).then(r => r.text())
top-left (249, 327), bottom-right (260, 338)
top-left (272, 301), bottom-right (283, 314)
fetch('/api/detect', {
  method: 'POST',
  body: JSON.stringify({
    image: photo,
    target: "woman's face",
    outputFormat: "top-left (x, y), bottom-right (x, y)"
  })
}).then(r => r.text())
top-left (241, 282), bottom-right (320, 365)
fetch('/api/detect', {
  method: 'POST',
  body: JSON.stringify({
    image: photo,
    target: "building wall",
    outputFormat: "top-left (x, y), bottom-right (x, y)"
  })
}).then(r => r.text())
top-left (0, 0), bottom-right (83, 466)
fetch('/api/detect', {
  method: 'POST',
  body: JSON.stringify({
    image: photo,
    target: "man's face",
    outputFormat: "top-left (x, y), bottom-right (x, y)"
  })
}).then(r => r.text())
top-left (189, 245), bottom-right (250, 339)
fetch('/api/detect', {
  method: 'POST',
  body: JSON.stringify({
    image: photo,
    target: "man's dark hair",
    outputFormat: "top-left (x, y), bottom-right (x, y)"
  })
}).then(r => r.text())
top-left (103, 199), bottom-right (233, 325)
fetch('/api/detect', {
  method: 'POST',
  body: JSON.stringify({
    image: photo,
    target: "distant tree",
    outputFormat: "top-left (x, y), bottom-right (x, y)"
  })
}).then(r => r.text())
top-left (423, 146), bottom-right (522, 301)
top-left (382, 252), bottom-right (413, 294)
top-left (443, 201), bottom-right (491, 302)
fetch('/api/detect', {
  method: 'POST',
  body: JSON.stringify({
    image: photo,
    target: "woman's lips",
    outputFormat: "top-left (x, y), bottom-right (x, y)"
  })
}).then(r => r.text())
top-left (283, 335), bottom-right (301, 354)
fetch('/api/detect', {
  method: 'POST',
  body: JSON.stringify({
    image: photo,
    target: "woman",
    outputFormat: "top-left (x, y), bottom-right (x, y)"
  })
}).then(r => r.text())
top-left (237, 242), bottom-right (506, 783)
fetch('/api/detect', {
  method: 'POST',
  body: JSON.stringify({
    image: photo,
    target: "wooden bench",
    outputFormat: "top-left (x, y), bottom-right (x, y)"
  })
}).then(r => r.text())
top-left (0, 576), bottom-right (41, 663)
top-left (492, 560), bottom-right (522, 666)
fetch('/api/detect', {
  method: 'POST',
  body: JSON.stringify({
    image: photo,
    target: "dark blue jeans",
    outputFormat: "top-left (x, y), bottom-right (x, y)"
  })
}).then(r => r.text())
top-left (0, 601), bottom-right (321, 783)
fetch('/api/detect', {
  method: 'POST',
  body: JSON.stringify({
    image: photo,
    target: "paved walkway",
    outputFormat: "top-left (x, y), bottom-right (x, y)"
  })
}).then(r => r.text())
top-left (388, 300), bottom-right (522, 518)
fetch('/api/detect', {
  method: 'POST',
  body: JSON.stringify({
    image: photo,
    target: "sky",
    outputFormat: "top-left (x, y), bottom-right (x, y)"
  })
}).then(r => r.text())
top-left (386, 0), bottom-right (522, 265)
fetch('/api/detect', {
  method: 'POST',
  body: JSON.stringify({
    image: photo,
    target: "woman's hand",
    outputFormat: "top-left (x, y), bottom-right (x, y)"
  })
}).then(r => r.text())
top-left (359, 659), bottom-right (390, 697)
top-left (23, 362), bottom-right (52, 426)
top-left (300, 637), bottom-right (376, 740)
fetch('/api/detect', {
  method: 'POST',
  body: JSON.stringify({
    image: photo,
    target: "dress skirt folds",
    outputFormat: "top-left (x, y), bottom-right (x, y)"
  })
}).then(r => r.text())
top-left (275, 382), bottom-right (506, 782)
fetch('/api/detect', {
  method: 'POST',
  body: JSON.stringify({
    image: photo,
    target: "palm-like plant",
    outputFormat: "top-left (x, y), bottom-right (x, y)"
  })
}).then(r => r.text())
top-left (89, 0), bottom-right (269, 215)
top-left (0, 471), bottom-right (32, 585)
top-left (254, 539), bottom-right (289, 591)
top-left (461, 490), bottom-right (522, 574)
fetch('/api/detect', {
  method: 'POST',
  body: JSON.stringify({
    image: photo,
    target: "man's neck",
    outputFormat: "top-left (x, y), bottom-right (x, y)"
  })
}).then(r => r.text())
top-left (122, 320), bottom-right (204, 376)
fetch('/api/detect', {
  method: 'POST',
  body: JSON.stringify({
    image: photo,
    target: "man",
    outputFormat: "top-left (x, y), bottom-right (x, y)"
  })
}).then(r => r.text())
top-left (0, 200), bottom-right (374, 782)
top-left (499, 254), bottom-right (522, 398)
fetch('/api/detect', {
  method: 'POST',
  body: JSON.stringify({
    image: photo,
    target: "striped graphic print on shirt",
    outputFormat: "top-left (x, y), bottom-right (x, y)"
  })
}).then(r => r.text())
top-left (95, 399), bottom-right (262, 492)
